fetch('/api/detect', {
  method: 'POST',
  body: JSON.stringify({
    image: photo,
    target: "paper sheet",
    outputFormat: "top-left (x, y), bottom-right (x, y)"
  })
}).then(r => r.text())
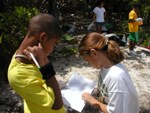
top-left (61, 73), bottom-right (96, 112)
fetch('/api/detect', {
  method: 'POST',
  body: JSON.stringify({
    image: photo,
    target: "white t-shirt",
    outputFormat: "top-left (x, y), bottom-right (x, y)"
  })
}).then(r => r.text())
top-left (93, 7), bottom-right (106, 22)
top-left (98, 63), bottom-right (139, 113)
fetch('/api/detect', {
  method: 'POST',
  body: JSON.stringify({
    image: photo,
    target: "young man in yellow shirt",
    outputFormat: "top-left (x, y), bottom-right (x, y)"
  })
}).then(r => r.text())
top-left (128, 3), bottom-right (143, 56)
top-left (8, 13), bottom-right (66, 113)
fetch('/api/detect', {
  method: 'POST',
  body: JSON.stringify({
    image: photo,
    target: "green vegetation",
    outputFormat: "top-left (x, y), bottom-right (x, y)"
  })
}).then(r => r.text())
top-left (0, 6), bottom-right (39, 81)
top-left (0, 0), bottom-right (150, 81)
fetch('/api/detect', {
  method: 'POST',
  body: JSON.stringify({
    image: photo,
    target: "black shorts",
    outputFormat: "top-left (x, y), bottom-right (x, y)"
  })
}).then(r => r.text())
top-left (94, 22), bottom-right (105, 27)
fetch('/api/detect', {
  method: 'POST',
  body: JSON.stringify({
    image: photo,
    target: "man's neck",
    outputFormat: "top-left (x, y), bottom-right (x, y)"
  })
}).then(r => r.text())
top-left (17, 36), bottom-right (38, 54)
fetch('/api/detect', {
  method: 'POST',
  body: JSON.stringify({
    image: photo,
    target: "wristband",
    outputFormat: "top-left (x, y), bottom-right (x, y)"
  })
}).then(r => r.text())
top-left (39, 63), bottom-right (56, 79)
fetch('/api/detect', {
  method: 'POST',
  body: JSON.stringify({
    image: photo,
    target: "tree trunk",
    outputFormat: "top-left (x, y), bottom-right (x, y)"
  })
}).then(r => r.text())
top-left (0, 0), bottom-right (5, 13)
top-left (48, 0), bottom-right (60, 20)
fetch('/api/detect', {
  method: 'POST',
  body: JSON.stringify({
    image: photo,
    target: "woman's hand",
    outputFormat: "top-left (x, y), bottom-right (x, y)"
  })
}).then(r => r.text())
top-left (82, 92), bottom-right (108, 113)
top-left (82, 92), bottom-right (97, 106)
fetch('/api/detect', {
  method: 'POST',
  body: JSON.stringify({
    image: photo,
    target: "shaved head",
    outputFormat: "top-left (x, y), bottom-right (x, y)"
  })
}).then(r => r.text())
top-left (28, 13), bottom-right (61, 39)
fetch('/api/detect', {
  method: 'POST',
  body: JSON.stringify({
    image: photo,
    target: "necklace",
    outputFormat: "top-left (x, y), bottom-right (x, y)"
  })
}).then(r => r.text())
top-left (14, 54), bottom-right (28, 59)
top-left (14, 53), bottom-right (40, 68)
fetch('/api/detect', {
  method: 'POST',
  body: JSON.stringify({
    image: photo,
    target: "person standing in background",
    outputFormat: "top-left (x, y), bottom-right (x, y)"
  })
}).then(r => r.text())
top-left (93, 0), bottom-right (107, 33)
top-left (128, 3), bottom-right (143, 56)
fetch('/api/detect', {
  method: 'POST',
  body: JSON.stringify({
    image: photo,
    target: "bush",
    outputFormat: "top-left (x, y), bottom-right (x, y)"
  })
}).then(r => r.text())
top-left (0, 6), bottom-right (39, 81)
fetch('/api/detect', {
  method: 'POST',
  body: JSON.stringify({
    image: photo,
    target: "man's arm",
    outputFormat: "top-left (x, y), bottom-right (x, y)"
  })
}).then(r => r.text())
top-left (23, 43), bottom-right (64, 110)
top-left (129, 18), bottom-right (143, 23)
top-left (46, 77), bottom-right (64, 109)
top-left (128, 19), bottom-right (135, 23)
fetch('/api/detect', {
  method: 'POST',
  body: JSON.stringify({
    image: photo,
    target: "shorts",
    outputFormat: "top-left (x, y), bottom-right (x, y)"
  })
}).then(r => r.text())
top-left (94, 22), bottom-right (105, 27)
top-left (129, 32), bottom-right (139, 42)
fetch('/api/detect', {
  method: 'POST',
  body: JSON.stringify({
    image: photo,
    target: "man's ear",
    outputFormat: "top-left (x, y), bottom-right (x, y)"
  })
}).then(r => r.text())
top-left (90, 49), bottom-right (97, 56)
top-left (39, 32), bottom-right (47, 43)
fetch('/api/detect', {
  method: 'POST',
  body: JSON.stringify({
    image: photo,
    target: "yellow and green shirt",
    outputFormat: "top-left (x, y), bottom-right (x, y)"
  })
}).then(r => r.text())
top-left (128, 10), bottom-right (141, 32)
top-left (8, 56), bottom-right (66, 113)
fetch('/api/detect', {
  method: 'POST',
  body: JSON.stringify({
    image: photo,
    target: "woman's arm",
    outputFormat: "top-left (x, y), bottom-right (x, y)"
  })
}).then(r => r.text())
top-left (104, 8), bottom-right (107, 20)
top-left (93, 13), bottom-right (96, 22)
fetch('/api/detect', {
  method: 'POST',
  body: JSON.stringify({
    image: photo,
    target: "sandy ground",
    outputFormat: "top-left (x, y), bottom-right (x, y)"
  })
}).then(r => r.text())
top-left (0, 35), bottom-right (150, 112)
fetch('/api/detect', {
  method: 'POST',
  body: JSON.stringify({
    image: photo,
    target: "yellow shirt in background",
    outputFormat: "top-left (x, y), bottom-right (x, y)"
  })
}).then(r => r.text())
top-left (128, 10), bottom-right (141, 32)
top-left (8, 57), bottom-right (66, 113)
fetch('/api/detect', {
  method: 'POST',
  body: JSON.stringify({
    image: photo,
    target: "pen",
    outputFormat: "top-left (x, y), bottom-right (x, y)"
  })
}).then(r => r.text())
top-left (29, 52), bottom-right (40, 68)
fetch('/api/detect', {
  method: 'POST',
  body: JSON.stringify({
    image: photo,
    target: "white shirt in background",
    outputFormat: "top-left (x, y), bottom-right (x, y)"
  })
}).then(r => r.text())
top-left (93, 7), bottom-right (106, 23)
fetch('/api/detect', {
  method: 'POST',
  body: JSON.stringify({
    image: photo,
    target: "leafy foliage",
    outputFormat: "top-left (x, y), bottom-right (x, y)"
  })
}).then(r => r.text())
top-left (0, 0), bottom-right (149, 81)
top-left (116, 20), bottom-right (128, 33)
top-left (142, 5), bottom-right (150, 28)
top-left (58, 46), bottom-right (78, 57)
top-left (0, 7), bottom-right (39, 81)
top-left (4, 0), bottom-right (43, 11)
top-left (54, 34), bottom-right (78, 57)
top-left (62, 34), bottom-right (78, 44)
